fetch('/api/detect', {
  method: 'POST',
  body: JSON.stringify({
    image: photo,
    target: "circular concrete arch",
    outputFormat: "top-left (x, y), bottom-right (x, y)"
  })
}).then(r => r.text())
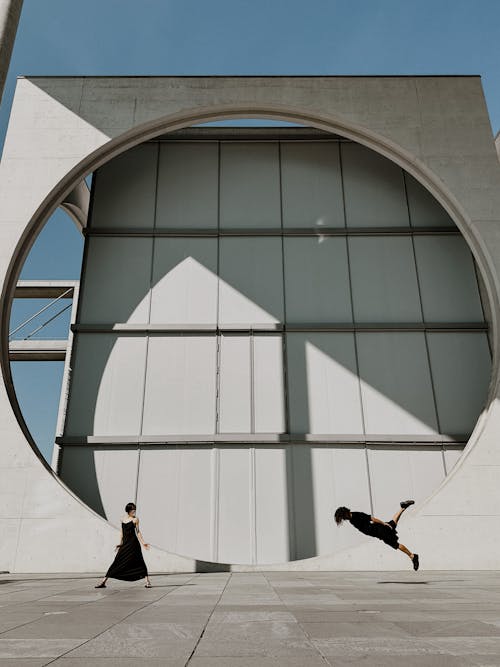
top-left (1, 99), bottom-right (498, 570)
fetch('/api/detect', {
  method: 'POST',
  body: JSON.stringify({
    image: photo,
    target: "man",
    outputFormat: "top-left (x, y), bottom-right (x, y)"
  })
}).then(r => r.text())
top-left (334, 500), bottom-right (419, 570)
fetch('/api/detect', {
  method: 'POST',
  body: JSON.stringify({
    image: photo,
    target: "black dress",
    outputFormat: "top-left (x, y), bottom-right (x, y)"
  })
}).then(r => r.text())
top-left (106, 521), bottom-right (148, 581)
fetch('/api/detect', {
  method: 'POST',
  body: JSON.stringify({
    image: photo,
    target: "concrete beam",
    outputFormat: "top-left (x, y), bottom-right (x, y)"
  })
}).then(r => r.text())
top-left (0, 0), bottom-right (23, 105)
top-left (14, 280), bottom-right (77, 299)
top-left (9, 339), bottom-right (67, 361)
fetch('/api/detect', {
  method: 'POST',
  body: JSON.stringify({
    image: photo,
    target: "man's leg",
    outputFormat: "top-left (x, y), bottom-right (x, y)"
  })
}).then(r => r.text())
top-left (392, 500), bottom-right (415, 525)
top-left (398, 543), bottom-right (419, 570)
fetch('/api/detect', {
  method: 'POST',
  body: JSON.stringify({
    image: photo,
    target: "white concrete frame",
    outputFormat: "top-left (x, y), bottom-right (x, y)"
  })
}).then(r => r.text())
top-left (1, 76), bottom-right (500, 572)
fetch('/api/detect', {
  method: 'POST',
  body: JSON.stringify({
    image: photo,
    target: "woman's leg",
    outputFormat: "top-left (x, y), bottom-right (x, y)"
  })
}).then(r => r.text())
top-left (95, 577), bottom-right (108, 588)
top-left (145, 575), bottom-right (152, 587)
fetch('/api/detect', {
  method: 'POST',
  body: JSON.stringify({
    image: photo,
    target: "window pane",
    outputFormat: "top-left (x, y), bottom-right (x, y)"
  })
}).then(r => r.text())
top-left (427, 332), bottom-right (491, 436)
top-left (79, 237), bottom-right (152, 325)
top-left (357, 332), bottom-right (439, 435)
top-left (405, 173), bottom-right (455, 227)
top-left (284, 237), bottom-right (352, 324)
top-left (91, 145), bottom-right (157, 229)
top-left (253, 335), bottom-right (285, 433)
top-left (414, 236), bottom-right (484, 322)
top-left (142, 336), bottom-right (217, 435)
top-left (64, 334), bottom-right (147, 437)
top-left (281, 142), bottom-right (344, 228)
top-left (286, 333), bottom-right (363, 435)
top-left (219, 237), bottom-right (284, 326)
top-left (60, 447), bottom-right (139, 523)
top-left (349, 236), bottom-right (422, 323)
top-left (156, 142), bottom-right (218, 229)
top-left (219, 335), bottom-right (251, 433)
top-left (220, 142), bottom-right (281, 228)
top-left (151, 238), bottom-right (218, 325)
top-left (341, 143), bottom-right (409, 227)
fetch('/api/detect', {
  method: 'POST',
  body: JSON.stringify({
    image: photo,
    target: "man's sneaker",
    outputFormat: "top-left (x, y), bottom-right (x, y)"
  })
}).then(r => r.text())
top-left (412, 554), bottom-right (419, 571)
top-left (400, 500), bottom-right (415, 509)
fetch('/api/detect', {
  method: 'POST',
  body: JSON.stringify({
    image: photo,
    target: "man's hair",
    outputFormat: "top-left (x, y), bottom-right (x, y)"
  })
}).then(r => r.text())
top-left (334, 506), bottom-right (351, 525)
top-left (125, 502), bottom-right (136, 514)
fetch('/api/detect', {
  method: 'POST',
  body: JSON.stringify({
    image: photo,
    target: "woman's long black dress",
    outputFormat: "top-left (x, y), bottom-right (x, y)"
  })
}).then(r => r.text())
top-left (106, 521), bottom-right (148, 581)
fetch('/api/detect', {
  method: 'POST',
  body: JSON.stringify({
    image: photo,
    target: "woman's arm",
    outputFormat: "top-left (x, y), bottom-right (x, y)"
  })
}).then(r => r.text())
top-left (116, 524), bottom-right (124, 550)
top-left (134, 518), bottom-right (150, 549)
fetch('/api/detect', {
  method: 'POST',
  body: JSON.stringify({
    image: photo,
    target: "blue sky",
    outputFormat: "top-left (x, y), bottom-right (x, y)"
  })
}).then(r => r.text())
top-left (3, 0), bottom-right (500, 461)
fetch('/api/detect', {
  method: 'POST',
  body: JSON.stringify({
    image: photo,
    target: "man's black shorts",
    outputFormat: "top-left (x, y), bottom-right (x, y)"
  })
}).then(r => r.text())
top-left (374, 519), bottom-right (399, 550)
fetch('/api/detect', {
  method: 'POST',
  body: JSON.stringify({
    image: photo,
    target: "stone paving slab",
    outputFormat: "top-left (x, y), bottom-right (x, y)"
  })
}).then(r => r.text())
top-left (0, 572), bottom-right (500, 665)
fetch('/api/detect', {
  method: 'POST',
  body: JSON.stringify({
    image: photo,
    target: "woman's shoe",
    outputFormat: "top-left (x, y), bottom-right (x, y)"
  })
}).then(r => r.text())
top-left (412, 554), bottom-right (420, 571)
top-left (95, 583), bottom-right (106, 588)
top-left (145, 583), bottom-right (152, 588)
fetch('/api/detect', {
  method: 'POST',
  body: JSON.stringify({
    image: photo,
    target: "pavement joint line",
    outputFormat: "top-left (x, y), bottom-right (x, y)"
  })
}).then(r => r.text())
top-left (262, 571), bottom-right (334, 667)
top-left (0, 579), bottom-right (127, 638)
top-left (29, 573), bottom-right (201, 666)
top-left (184, 571), bottom-right (232, 666)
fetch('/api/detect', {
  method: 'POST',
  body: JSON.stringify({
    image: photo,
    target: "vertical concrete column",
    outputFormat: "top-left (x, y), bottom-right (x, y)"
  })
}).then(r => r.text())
top-left (0, 0), bottom-right (23, 105)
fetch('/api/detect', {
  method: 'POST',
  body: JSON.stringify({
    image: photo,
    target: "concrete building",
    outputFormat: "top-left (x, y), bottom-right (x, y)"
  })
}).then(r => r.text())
top-left (1, 76), bottom-right (500, 572)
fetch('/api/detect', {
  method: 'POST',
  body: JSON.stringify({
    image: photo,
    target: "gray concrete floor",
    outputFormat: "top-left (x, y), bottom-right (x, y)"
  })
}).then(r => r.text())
top-left (0, 571), bottom-right (500, 665)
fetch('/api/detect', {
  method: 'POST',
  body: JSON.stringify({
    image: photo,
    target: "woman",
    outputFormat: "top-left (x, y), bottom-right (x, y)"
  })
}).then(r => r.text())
top-left (95, 502), bottom-right (152, 588)
top-left (334, 500), bottom-right (419, 570)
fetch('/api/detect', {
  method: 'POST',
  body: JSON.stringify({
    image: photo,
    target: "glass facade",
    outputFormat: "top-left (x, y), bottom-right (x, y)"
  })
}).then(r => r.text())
top-left (58, 130), bottom-right (492, 564)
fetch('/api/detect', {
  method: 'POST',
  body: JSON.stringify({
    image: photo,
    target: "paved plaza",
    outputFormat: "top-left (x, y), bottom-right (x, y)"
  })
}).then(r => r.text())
top-left (0, 571), bottom-right (500, 665)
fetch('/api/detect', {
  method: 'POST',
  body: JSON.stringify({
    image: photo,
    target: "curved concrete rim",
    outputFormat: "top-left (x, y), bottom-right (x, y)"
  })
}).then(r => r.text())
top-left (1, 102), bottom-right (496, 566)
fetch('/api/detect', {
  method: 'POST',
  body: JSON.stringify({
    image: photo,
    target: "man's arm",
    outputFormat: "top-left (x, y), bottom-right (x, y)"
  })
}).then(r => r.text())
top-left (371, 516), bottom-right (391, 527)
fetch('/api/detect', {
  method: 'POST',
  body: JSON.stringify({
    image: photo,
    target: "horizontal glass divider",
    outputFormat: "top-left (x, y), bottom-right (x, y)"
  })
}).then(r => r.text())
top-left (71, 323), bottom-right (488, 334)
top-left (56, 434), bottom-right (467, 446)
top-left (84, 226), bottom-right (460, 238)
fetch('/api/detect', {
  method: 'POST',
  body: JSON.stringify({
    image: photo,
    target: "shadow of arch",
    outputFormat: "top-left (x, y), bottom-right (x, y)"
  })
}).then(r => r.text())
top-left (0, 97), bottom-right (497, 563)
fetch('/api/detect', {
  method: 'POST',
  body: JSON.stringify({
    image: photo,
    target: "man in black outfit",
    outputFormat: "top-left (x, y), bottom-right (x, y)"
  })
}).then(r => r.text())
top-left (334, 500), bottom-right (419, 570)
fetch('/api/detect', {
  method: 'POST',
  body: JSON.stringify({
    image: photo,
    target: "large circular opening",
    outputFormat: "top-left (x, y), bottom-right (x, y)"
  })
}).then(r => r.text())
top-left (8, 120), bottom-right (492, 565)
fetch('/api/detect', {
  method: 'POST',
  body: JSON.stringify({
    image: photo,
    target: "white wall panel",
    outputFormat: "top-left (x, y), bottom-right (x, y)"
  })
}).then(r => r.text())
top-left (330, 447), bottom-right (373, 552)
top-left (287, 333), bottom-right (363, 435)
top-left (94, 448), bottom-right (140, 526)
top-left (135, 447), bottom-right (183, 555)
top-left (64, 334), bottom-right (147, 437)
top-left (357, 333), bottom-right (439, 435)
top-left (219, 237), bottom-right (284, 325)
top-left (219, 335), bottom-right (251, 433)
top-left (253, 336), bottom-right (286, 433)
top-left (341, 143), bottom-right (408, 227)
top-left (367, 447), bottom-right (445, 521)
top-left (255, 447), bottom-right (288, 563)
top-left (156, 142), bottom-right (218, 229)
top-left (283, 237), bottom-right (352, 323)
top-left (150, 238), bottom-right (218, 325)
top-left (281, 142), bottom-right (344, 228)
top-left (405, 173), bottom-right (455, 227)
top-left (217, 448), bottom-right (252, 563)
top-left (414, 236), bottom-right (484, 322)
top-left (91, 144), bottom-right (158, 229)
top-left (349, 237), bottom-right (422, 323)
top-left (174, 448), bottom-right (213, 561)
top-left (142, 336), bottom-right (217, 435)
top-left (79, 237), bottom-right (152, 324)
top-left (427, 333), bottom-right (491, 436)
top-left (220, 142), bottom-right (280, 228)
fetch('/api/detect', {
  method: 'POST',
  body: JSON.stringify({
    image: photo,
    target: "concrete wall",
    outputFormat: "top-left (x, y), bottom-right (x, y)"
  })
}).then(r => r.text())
top-left (1, 76), bottom-right (500, 571)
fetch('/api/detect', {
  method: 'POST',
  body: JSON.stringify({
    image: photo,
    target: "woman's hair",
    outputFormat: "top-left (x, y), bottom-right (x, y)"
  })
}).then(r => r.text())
top-left (125, 502), bottom-right (136, 514)
top-left (334, 506), bottom-right (351, 525)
